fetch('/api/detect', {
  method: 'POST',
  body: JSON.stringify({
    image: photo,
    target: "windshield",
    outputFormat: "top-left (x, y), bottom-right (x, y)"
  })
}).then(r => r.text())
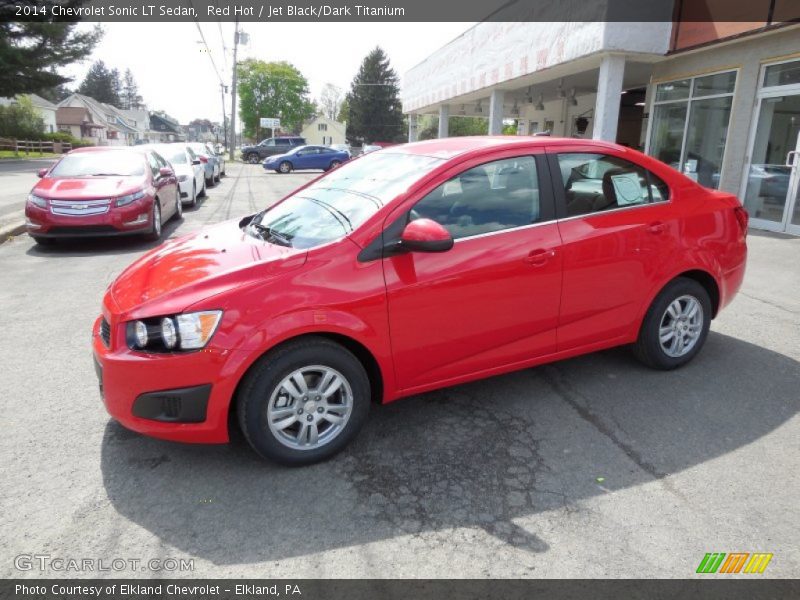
top-left (248, 151), bottom-right (445, 249)
top-left (49, 152), bottom-right (145, 177)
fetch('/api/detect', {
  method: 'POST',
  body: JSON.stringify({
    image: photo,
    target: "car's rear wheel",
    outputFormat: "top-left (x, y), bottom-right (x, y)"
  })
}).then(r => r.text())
top-left (237, 337), bottom-right (370, 465)
top-left (633, 277), bottom-right (711, 370)
top-left (278, 161), bottom-right (292, 174)
top-left (329, 159), bottom-right (341, 170)
top-left (145, 200), bottom-right (162, 242)
top-left (247, 154), bottom-right (260, 164)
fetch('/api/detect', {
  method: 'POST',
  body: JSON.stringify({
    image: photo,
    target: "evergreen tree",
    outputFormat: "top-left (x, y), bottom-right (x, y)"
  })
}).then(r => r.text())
top-left (121, 69), bottom-right (143, 110)
top-left (345, 47), bottom-right (404, 143)
top-left (77, 61), bottom-right (121, 106)
top-left (0, 3), bottom-right (102, 97)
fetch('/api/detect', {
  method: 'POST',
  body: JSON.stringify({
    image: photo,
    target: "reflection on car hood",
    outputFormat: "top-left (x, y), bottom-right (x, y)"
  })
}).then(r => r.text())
top-left (35, 176), bottom-right (145, 199)
top-left (108, 218), bottom-right (307, 317)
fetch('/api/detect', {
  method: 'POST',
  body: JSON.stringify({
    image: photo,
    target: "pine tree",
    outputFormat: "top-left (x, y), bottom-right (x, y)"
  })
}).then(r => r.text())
top-left (77, 61), bottom-right (121, 106)
top-left (121, 69), bottom-right (143, 110)
top-left (345, 47), bottom-right (404, 144)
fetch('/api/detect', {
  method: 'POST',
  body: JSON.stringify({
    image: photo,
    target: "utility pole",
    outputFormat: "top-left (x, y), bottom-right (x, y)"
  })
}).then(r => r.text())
top-left (220, 83), bottom-right (228, 150)
top-left (229, 18), bottom-right (240, 162)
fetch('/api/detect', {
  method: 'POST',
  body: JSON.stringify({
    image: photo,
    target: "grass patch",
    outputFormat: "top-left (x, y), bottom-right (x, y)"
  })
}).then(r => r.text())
top-left (0, 150), bottom-right (61, 160)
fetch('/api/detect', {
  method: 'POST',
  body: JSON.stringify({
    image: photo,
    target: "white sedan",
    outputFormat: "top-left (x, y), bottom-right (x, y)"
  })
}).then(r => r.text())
top-left (149, 144), bottom-right (207, 206)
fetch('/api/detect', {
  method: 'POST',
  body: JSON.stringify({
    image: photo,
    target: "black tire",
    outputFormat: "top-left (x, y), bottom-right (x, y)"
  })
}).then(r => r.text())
top-left (328, 160), bottom-right (341, 171)
top-left (189, 182), bottom-right (197, 207)
top-left (278, 161), bottom-right (292, 174)
top-left (237, 337), bottom-right (371, 466)
top-left (198, 179), bottom-right (207, 198)
top-left (206, 176), bottom-right (215, 188)
top-left (246, 153), bottom-right (260, 164)
top-left (31, 236), bottom-right (55, 246)
top-left (173, 189), bottom-right (183, 221)
top-left (633, 277), bottom-right (712, 370)
top-left (214, 167), bottom-right (221, 183)
top-left (144, 200), bottom-right (162, 242)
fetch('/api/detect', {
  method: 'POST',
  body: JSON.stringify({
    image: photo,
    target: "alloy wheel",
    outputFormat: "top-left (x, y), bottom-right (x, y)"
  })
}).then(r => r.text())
top-left (659, 295), bottom-right (703, 358)
top-left (266, 365), bottom-right (353, 450)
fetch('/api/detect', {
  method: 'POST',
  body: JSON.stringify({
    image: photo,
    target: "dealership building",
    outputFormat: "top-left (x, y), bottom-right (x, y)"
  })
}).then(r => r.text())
top-left (402, 12), bottom-right (800, 234)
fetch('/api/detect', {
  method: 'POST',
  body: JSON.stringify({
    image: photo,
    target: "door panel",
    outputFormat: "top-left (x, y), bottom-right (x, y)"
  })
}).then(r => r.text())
top-left (385, 224), bottom-right (563, 390)
top-left (549, 148), bottom-right (680, 350)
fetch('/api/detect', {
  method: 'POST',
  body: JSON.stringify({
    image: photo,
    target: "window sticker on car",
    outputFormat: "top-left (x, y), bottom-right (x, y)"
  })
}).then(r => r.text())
top-left (611, 173), bottom-right (644, 206)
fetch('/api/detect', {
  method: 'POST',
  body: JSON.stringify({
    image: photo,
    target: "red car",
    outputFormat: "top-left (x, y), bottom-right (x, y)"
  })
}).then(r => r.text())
top-left (93, 137), bottom-right (748, 465)
top-left (26, 146), bottom-right (182, 245)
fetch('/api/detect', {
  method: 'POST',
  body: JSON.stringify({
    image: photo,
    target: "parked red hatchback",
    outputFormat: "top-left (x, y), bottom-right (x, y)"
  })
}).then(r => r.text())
top-left (26, 146), bottom-right (182, 245)
top-left (93, 137), bottom-right (748, 465)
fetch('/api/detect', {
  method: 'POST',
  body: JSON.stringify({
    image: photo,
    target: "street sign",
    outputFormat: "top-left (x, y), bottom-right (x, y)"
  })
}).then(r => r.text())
top-left (259, 117), bottom-right (280, 128)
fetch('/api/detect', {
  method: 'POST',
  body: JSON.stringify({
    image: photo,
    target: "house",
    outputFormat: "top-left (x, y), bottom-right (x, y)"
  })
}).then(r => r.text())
top-left (121, 108), bottom-right (153, 143)
top-left (301, 116), bottom-right (346, 146)
top-left (0, 94), bottom-right (58, 134)
top-left (55, 106), bottom-right (105, 141)
top-left (57, 94), bottom-right (139, 145)
top-left (149, 111), bottom-right (185, 142)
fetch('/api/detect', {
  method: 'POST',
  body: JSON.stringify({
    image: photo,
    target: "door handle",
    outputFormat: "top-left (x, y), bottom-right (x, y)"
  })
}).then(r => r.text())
top-left (524, 248), bottom-right (556, 265)
top-left (647, 221), bottom-right (666, 234)
top-left (786, 150), bottom-right (798, 167)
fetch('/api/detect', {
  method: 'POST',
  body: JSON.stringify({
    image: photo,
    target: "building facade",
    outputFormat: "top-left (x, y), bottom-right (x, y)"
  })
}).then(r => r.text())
top-left (301, 116), bottom-right (347, 146)
top-left (402, 10), bottom-right (800, 234)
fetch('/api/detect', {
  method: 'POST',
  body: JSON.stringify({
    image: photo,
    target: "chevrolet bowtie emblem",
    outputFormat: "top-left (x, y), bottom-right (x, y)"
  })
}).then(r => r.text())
top-left (71, 204), bottom-right (87, 210)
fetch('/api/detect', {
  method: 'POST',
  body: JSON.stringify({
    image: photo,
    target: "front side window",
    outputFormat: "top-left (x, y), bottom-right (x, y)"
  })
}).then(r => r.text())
top-left (412, 156), bottom-right (541, 240)
top-left (557, 153), bottom-right (669, 217)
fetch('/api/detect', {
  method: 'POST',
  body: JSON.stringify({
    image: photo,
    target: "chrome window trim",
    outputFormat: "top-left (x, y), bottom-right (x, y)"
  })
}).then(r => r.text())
top-left (556, 198), bottom-right (672, 224)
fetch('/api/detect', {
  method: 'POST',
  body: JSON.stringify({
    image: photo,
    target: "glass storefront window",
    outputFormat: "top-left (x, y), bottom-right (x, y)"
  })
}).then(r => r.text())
top-left (764, 61), bottom-right (800, 88)
top-left (649, 103), bottom-right (687, 170)
top-left (647, 70), bottom-right (736, 189)
top-left (693, 72), bottom-right (736, 97)
top-left (682, 96), bottom-right (733, 188)
top-left (655, 79), bottom-right (690, 102)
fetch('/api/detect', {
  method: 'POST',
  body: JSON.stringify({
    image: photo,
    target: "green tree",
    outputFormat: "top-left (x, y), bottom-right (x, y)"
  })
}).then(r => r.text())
top-left (236, 59), bottom-right (315, 138)
top-left (0, 2), bottom-right (102, 98)
top-left (337, 97), bottom-right (349, 124)
top-left (121, 69), bottom-right (143, 110)
top-left (0, 96), bottom-right (45, 140)
top-left (77, 61), bottom-right (121, 106)
top-left (418, 115), bottom-right (489, 140)
top-left (346, 47), bottom-right (404, 144)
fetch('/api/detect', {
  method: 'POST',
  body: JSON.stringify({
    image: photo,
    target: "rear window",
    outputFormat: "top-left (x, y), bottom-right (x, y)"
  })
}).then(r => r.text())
top-left (50, 152), bottom-right (145, 177)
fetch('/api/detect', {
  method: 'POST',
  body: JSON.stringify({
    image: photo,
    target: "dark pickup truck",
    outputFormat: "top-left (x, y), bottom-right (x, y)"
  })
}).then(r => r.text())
top-left (242, 137), bottom-right (306, 163)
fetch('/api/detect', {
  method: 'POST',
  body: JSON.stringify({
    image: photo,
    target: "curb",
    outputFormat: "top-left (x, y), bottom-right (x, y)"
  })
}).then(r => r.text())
top-left (0, 219), bottom-right (26, 244)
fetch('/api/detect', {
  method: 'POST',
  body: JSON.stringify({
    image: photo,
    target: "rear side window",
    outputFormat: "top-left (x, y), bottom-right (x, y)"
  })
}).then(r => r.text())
top-left (556, 153), bottom-right (669, 217)
top-left (412, 156), bottom-right (541, 240)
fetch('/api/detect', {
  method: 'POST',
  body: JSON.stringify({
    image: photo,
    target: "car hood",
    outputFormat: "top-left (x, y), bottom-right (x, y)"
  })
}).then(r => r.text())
top-left (264, 152), bottom-right (289, 162)
top-left (108, 218), bottom-right (307, 318)
top-left (35, 176), bottom-right (146, 200)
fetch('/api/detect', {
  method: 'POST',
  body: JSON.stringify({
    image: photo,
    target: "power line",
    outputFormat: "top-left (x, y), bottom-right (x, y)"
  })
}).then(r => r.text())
top-left (187, 0), bottom-right (224, 86)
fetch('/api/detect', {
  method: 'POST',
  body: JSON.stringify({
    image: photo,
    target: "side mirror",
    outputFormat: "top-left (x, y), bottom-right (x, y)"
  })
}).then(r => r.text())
top-left (192, 159), bottom-right (201, 165)
top-left (398, 218), bottom-right (454, 253)
top-left (158, 166), bottom-right (174, 178)
top-left (37, 168), bottom-right (48, 178)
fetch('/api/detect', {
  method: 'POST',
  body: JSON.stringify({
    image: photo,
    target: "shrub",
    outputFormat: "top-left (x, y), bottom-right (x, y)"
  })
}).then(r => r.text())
top-left (0, 97), bottom-right (44, 140)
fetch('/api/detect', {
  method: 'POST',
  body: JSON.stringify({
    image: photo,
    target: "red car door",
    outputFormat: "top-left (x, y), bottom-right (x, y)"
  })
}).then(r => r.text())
top-left (384, 151), bottom-right (563, 393)
top-left (547, 146), bottom-right (680, 351)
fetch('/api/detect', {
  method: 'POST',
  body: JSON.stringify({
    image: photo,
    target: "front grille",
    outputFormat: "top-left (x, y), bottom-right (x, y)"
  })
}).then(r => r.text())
top-left (51, 199), bottom-right (110, 216)
top-left (99, 318), bottom-right (111, 347)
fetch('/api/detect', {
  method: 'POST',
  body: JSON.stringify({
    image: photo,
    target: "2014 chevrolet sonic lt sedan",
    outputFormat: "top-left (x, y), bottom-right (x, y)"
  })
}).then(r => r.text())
top-left (93, 137), bottom-right (748, 465)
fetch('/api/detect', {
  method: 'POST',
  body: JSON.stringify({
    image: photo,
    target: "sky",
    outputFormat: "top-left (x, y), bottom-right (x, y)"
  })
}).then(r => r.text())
top-left (61, 22), bottom-right (473, 127)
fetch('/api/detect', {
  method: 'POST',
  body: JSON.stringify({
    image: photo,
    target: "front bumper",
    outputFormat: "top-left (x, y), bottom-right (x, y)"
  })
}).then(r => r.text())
top-left (92, 315), bottom-right (236, 443)
top-left (26, 198), bottom-right (153, 238)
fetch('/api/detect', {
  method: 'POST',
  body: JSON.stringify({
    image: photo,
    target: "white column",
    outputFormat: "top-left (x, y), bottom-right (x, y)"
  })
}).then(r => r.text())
top-left (593, 54), bottom-right (625, 142)
top-left (488, 90), bottom-right (505, 135)
top-left (438, 104), bottom-right (450, 138)
top-left (408, 113), bottom-right (418, 143)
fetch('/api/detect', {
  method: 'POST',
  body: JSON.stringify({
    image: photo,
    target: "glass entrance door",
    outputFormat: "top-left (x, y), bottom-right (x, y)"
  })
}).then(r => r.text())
top-left (743, 60), bottom-right (800, 234)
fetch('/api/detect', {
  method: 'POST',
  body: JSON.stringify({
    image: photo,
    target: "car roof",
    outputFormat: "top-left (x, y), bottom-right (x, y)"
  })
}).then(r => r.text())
top-left (70, 146), bottom-right (149, 155)
top-left (387, 136), bottom-right (621, 159)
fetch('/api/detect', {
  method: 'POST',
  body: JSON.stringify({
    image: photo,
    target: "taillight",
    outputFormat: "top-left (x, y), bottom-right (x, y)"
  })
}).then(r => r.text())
top-left (734, 206), bottom-right (749, 236)
top-left (199, 156), bottom-right (208, 163)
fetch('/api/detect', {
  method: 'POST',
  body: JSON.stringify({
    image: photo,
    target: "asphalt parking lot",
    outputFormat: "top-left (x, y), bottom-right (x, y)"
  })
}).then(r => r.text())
top-left (0, 161), bottom-right (798, 578)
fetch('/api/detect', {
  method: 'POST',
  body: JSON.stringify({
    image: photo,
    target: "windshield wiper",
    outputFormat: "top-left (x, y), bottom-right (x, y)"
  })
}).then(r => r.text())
top-left (249, 222), bottom-right (293, 247)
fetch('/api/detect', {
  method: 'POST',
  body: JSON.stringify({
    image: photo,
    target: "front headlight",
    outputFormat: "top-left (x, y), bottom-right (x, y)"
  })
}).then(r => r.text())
top-left (28, 194), bottom-right (47, 208)
top-left (115, 190), bottom-right (146, 207)
top-left (127, 310), bottom-right (223, 352)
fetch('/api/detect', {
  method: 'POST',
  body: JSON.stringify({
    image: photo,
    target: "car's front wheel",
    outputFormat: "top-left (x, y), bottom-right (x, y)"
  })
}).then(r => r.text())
top-left (144, 200), bottom-right (162, 242)
top-left (278, 161), bottom-right (293, 174)
top-left (328, 159), bottom-right (341, 171)
top-left (633, 277), bottom-right (712, 370)
top-left (237, 337), bottom-right (370, 465)
top-left (173, 188), bottom-right (183, 220)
